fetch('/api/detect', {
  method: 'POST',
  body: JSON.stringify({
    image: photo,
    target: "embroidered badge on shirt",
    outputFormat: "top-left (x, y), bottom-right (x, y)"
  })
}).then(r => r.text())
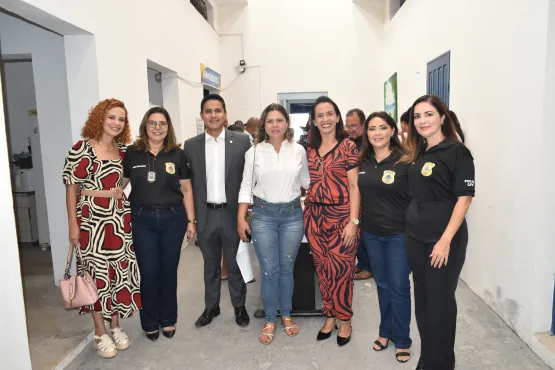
top-left (382, 170), bottom-right (395, 184)
top-left (165, 162), bottom-right (176, 174)
top-left (421, 162), bottom-right (435, 177)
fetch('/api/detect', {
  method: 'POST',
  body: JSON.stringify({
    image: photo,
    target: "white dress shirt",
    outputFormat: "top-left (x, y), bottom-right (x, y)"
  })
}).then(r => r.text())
top-left (205, 129), bottom-right (227, 203)
top-left (239, 140), bottom-right (310, 204)
top-left (246, 131), bottom-right (254, 145)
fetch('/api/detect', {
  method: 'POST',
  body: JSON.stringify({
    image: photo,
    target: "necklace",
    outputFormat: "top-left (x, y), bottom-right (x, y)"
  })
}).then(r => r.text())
top-left (97, 139), bottom-right (116, 152)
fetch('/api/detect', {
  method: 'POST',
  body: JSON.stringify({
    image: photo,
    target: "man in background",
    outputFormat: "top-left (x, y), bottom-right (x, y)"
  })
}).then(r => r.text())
top-left (244, 117), bottom-right (259, 145)
top-left (346, 108), bottom-right (372, 280)
top-left (346, 108), bottom-right (365, 150)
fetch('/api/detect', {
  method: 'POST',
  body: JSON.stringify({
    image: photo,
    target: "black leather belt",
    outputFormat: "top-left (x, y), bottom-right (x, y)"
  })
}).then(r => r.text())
top-left (206, 202), bottom-right (227, 209)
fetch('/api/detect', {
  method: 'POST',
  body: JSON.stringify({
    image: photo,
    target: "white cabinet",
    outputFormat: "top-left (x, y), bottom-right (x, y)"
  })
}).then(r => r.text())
top-left (13, 192), bottom-right (39, 244)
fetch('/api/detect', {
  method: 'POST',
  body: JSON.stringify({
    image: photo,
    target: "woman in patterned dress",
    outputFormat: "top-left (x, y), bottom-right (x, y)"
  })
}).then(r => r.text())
top-left (63, 99), bottom-right (141, 359)
top-left (304, 96), bottom-right (361, 347)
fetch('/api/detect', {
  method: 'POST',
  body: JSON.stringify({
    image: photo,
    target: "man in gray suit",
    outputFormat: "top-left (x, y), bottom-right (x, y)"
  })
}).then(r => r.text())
top-left (184, 94), bottom-right (251, 327)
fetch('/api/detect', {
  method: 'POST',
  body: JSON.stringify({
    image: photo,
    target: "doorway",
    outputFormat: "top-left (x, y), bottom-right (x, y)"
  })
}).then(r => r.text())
top-left (277, 91), bottom-right (328, 142)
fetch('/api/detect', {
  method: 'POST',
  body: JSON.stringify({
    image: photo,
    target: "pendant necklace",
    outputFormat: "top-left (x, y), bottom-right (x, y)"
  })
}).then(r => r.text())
top-left (146, 152), bottom-right (156, 183)
top-left (97, 139), bottom-right (116, 152)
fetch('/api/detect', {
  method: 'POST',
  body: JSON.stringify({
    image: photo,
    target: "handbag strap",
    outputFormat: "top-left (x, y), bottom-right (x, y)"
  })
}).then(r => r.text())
top-left (250, 145), bottom-right (256, 205)
top-left (64, 243), bottom-right (85, 279)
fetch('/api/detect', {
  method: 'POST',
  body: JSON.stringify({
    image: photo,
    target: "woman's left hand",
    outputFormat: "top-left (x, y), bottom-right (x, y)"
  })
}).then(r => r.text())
top-left (430, 238), bottom-right (451, 268)
top-left (342, 222), bottom-right (357, 247)
top-left (186, 223), bottom-right (197, 241)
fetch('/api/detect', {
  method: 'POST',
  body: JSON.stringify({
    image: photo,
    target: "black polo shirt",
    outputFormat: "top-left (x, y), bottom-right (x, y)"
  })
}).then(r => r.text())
top-left (358, 149), bottom-right (411, 236)
top-left (123, 146), bottom-right (190, 207)
top-left (406, 139), bottom-right (475, 243)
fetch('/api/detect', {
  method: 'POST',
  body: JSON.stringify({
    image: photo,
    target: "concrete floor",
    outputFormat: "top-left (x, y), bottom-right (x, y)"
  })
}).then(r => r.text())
top-left (19, 244), bottom-right (92, 370)
top-left (65, 245), bottom-right (551, 370)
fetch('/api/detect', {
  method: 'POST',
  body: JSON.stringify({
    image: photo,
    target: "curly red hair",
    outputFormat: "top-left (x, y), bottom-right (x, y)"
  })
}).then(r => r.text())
top-left (81, 98), bottom-right (131, 144)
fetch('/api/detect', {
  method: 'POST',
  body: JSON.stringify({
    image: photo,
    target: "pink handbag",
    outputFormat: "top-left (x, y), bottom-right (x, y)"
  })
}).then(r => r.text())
top-left (60, 243), bottom-right (99, 309)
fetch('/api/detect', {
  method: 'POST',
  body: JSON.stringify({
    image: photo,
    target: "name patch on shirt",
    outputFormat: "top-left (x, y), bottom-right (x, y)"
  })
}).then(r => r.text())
top-left (133, 165), bottom-right (146, 169)
top-left (421, 162), bottom-right (435, 177)
top-left (165, 162), bottom-right (176, 174)
top-left (382, 170), bottom-right (395, 184)
top-left (464, 179), bottom-right (475, 187)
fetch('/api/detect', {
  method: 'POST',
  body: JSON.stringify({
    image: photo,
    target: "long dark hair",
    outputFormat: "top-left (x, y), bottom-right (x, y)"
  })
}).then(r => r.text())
top-left (255, 103), bottom-right (294, 144)
top-left (449, 110), bottom-right (465, 143)
top-left (132, 107), bottom-right (180, 152)
top-left (359, 112), bottom-right (404, 163)
top-left (309, 96), bottom-right (348, 149)
top-left (399, 95), bottom-right (461, 164)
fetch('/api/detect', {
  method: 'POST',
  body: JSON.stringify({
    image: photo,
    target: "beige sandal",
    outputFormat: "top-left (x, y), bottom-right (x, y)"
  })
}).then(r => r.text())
top-left (259, 323), bottom-right (276, 345)
top-left (281, 317), bottom-right (299, 337)
top-left (110, 327), bottom-right (130, 350)
top-left (94, 334), bottom-right (117, 358)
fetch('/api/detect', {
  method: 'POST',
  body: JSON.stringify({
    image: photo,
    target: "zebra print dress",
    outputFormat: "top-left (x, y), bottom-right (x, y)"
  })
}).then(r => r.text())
top-left (303, 139), bottom-right (360, 321)
top-left (63, 140), bottom-right (141, 319)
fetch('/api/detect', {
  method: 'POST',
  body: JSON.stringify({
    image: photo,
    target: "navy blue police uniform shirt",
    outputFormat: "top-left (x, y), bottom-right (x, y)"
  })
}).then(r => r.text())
top-left (406, 139), bottom-right (475, 243)
top-left (123, 146), bottom-right (190, 207)
top-left (358, 149), bottom-right (411, 236)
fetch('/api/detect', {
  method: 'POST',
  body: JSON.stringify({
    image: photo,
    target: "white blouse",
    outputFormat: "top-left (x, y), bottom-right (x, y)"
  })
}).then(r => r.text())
top-left (238, 140), bottom-right (310, 204)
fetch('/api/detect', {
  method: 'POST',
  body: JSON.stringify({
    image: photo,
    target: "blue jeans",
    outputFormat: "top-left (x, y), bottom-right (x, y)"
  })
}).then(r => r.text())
top-left (356, 240), bottom-right (371, 272)
top-left (250, 197), bottom-right (304, 323)
top-left (362, 231), bottom-right (412, 348)
top-left (131, 203), bottom-right (187, 332)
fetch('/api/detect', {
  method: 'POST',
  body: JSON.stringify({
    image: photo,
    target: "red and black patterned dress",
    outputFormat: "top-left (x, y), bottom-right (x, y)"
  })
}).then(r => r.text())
top-left (62, 140), bottom-right (141, 320)
top-left (303, 139), bottom-right (360, 321)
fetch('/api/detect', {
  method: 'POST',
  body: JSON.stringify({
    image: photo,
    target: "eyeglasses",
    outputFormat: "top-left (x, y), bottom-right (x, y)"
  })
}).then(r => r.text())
top-left (147, 120), bottom-right (168, 128)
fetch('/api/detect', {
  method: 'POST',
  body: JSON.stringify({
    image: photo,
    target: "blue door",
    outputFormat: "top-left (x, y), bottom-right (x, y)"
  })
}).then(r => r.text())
top-left (427, 51), bottom-right (451, 107)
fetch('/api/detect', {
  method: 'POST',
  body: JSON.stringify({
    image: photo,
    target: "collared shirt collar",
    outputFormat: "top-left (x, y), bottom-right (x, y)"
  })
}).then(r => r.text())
top-left (367, 147), bottom-right (402, 166)
top-left (422, 138), bottom-right (457, 153)
top-left (205, 128), bottom-right (226, 142)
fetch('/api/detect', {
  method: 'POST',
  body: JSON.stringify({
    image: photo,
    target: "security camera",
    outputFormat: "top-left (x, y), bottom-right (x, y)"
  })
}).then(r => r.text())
top-left (238, 60), bottom-right (246, 74)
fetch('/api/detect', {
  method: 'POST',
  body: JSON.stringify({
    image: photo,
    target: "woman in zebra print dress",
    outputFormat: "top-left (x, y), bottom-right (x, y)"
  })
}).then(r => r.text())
top-left (304, 96), bottom-right (361, 347)
top-left (63, 99), bottom-right (141, 359)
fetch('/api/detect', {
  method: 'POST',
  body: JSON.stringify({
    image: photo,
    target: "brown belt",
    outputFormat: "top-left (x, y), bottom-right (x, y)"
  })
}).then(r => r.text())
top-left (81, 189), bottom-right (122, 198)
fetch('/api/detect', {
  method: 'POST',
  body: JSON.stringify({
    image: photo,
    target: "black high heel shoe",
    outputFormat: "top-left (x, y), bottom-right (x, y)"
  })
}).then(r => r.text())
top-left (336, 320), bottom-right (352, 347)
top-left (316, 319), bottom-right (338, 341)
top-left (146, 330), bottom-right (159, 341)
top-left (162, 327), bottom-right (176, 339)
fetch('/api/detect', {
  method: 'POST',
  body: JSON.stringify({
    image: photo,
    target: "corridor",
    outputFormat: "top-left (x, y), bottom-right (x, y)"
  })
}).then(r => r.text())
top-left (66, 245), bottom-right (550, 370)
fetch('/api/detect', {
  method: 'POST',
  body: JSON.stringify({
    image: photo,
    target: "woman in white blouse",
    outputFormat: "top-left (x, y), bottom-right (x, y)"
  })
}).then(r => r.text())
top-left (238, 103), bottom-right (310, 345)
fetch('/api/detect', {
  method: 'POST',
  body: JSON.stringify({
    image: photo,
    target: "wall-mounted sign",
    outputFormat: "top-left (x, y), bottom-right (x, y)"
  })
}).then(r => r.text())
top-left (200, 63), bottom-right (221, 90)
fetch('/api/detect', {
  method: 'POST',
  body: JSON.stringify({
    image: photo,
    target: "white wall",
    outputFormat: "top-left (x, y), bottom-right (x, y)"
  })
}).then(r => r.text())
top-left (0, 60), bottom-right (33, 370)
top-left (0, 12), bottom-right (74, 284)
top-left (381, 0), bottom-right (555, 365)
top-left (218, 0), bottom-right (385, 122)
top-left (5, 0), bottom-right (221, 137)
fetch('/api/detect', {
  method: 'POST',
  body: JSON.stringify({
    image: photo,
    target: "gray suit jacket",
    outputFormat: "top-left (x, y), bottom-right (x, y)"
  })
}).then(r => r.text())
top-left (183, 129), bottom-right (251, 233)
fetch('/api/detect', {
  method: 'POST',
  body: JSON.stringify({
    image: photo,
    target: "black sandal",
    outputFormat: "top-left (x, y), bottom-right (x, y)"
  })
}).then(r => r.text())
top-left (395, 351), bottom-right (411, 363)
top-left (373, 338), bottom-right (390, 351)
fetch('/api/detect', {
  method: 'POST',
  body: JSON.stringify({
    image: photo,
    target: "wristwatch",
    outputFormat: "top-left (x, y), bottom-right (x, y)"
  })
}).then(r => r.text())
top-left (188, 219), bottom-right (197, 224)
top-left (349, 218), bottom-right (360, 226)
